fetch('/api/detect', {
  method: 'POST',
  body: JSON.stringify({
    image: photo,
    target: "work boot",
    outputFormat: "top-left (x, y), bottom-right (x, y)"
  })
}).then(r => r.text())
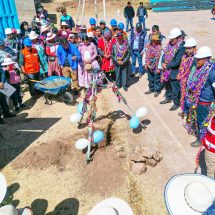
top-left (160, 98), bottom-right (172, 104)
top-left (169, 104), bottom-right (180, 111)
top-left (191, 140), bottom-right (201, 148)
top-left (145, 90), bottom-right (154, 95)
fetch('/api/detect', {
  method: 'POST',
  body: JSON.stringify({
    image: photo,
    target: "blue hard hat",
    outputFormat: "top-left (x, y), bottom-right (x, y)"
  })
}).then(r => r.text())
top-left (23, 38), bottom-right (32, 46)
top-left (117, 22), bottom-right (124, 30)
top-left (89, 18), bottom-right (96, 25)
top-left (110, 19), bottom-right (117, 26)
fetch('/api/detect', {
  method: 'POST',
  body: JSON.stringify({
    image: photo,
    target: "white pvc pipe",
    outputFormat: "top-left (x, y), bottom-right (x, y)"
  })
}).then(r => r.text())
top-left (81, 0), bottom-right (86, 24)
top-left (95, 0), bottom-right (98, 24)
top-left (77, 0), bottom-right (81, 22)
top-left (103, 0), bottom-right (106, 22)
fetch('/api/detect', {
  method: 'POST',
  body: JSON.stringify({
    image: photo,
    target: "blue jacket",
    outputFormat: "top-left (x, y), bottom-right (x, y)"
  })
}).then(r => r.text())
top-left (57, 43), bottom-right (81, 70)
top-left (199, 62), bottom-right (215, 102)
top-left (130, 29), bottom-right (147, 53)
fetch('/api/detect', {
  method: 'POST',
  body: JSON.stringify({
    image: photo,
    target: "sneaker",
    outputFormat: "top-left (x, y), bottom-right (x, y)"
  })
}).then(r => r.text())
top-left (191, 140), bottom-right (201, 148)
top-left (139, 74), bottom-right (143, 78)
top-left (3, 112), bottom-right (16, 118)
top-left (19, 103), bottom-right (26, 108)
top-left (15, 106), bottom-right (20, 112)
top-left (145, 90), bottom-right (154, 95)
top-left (154, 92), bottom-right (160, 98)
top-left (135, 73), bottom-right (139, 78)
top-left (123, 86), bottom-right (128, 92)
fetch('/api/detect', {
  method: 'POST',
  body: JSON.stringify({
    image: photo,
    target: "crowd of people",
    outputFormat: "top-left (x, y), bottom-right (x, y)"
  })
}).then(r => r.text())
top-left (0, 2), bottom-right (214, 177)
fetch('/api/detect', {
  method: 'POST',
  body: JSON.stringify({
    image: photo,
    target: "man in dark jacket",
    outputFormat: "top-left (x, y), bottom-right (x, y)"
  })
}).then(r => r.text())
top-left (161, 28), bottom-right (185, 111)
top-left (136, 2), bottom-right (148, 29)
top-left (130, 23), bottom-right (147, 78)
top-left (112, 32), bottom-right (131, 91)
top-left (124, 2), bottom-right (135, 32)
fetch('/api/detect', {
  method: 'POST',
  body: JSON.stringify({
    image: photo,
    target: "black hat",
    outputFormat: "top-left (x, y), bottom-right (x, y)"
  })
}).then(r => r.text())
top-left (136, 23), bottom-right (142, 29)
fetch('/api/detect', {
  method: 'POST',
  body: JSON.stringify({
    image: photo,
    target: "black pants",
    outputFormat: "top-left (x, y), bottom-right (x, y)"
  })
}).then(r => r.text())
top-left (27, 73), bottom-right (41, 97)
top-left (147, 69), bottom-right (161, 92)
top-left (106, 72), bottom-right (116, 83)
top-left (11, 83), bottom-right (22, 107)
top-left (170, 79), bottom-right (180, 106)
top-left (164, 81), bottom-right (172, 100)
top-left (115, 65), bottom-right (128, 88)
top-left (0, 92), bottom-right (10, 118)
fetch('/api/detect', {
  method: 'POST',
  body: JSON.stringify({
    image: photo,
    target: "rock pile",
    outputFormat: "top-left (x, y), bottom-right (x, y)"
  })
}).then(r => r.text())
top-left (128, 145), bottom-right (163, 175)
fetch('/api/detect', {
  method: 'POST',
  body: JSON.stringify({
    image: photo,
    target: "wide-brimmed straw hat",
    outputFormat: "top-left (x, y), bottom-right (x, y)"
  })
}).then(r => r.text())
top-left (0, 173), bottom-right (7, 204)
top-left (71, 28), bottom-right (78, 34)
top-left (164, 173), bottom-right (215, 215)
top-left (29, 31), bottom-right (38, 40)
top-left (40, 25), bottom-right (49, 33)
top-left (0, 205), bottom-right (32, 215)
top-left (46, 32), bottom-right (56, 41)
top-left (88, 198), bottom-right (134, 215)
top-left (1, 58), bottom-right (15, 66)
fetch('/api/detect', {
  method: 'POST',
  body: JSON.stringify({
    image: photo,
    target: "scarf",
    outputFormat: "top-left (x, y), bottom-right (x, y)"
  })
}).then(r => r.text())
top-left (145, 44), bottom-right (162, 71)
top-left (161, 39), bottom-right (183, 82)
top-left (116, 40), bottom-right (128, 60)
top-left (178, 53), bottom-right (195, 111)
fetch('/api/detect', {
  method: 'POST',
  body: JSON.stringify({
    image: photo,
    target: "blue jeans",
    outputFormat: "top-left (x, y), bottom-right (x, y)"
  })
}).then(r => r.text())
top-left (197, 103), bottom-right (211, 140)
top-left (126, 17), bottom-right (133, 31)
top-left (138, 16), bottom-right (145, 29)
top-left (131, 50), bottom-right (143, 74)
top-left (147, 69), bottom-right (161, 92)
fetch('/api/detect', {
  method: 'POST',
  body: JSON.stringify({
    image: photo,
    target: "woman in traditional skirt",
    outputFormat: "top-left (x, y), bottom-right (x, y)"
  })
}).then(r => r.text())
top-left (45, 32), bottom-right (62, 76)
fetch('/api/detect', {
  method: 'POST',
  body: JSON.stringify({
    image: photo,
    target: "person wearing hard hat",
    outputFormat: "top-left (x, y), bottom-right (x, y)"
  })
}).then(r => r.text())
top-left (130, 23), bottom-right (148, 78)
top-left (116, 23), bottom-right (128, 41)
top-left (60, 8), bottom-right (75, 29)
top-left (4, 28), bottom-right (21, 53)
top-left (160, 27), bottom-right (185, 111)
top-left (19, 38), bottom-right (42, 99)
top-left (110, 19), bottom-right (118, 37)
top-left (88, 18), bottom-right (97, 36)
top-left (185, 46), bottom-right (215, 147)
top-left (177, 38), bottom-right (197, 116)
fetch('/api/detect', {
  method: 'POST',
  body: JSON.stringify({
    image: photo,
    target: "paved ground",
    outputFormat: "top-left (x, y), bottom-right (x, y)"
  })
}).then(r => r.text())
top-left (1, 7), bottom-right (215, 215)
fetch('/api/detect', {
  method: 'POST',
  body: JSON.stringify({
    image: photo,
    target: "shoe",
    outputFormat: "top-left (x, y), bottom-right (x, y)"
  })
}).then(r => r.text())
top-left (3, 112), bottom-right (16, 118)
top-left (15, 106), bottom-right (20, 112)
top-left (135, 73), bottom-right (139, 78)
top-left (123, 87), bottom-right (128, 92)
top-left (130, 74), bottom-right (135, 77)
top-left (139, 74), bottom-right (143, 78)
top-left (169, 104), bottom-right (180, 111)
top-left (160, 99), bottom-right (172, 104)
top-left (154, 92), bottom-right (160, 98)
top-left (191, 140), bottom-right (201, 148)
top-left (145, 90), bottom-right (154, 95)
top-left (0, 118), bottom-right (5, 124)
top-left (19, 103), bottom-right (26, 108)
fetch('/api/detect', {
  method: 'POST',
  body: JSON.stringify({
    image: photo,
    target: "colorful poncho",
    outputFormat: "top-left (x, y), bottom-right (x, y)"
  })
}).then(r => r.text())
top-left (145, 44), bottom-right (162, 71)
top-left (98, 37), bottom-right (116, 73)
top-left (116, 40), bottom-right (128, 61)
top-left (184, 59), bottom-right (215, 136)
top-left (161, 40), bottom-right (183, 82)
top-left (178, 53), bottom-right (195, 112)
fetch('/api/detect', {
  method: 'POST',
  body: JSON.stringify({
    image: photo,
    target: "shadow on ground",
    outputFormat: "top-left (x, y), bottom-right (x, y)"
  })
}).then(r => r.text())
top-left (0, 114), bottom-right (61, 169)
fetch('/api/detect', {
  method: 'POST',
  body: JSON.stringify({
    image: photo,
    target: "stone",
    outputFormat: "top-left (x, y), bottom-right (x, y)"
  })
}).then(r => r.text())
top-left (117, 151), bottom-right (127, 158)
top-left (153, 151), bottom-right (163, 162)
top-left (146, 158), bottom-right (157, 167)
top-left (132, 163), bottom-right (147, 175)
top-left (141, 146), bottom-right (155, 159)
top-left (129, 152), bottom-right (146, 162)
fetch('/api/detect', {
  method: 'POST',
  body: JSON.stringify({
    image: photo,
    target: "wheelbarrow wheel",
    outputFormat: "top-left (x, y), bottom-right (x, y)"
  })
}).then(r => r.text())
top-left (62, 91), bottom-right (75, 105)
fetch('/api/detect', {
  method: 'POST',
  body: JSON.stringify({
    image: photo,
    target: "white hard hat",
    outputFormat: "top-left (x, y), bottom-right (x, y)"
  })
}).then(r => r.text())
top-left (194, 46), bottom-right (212, 59)
top-left (168, 27), bottom-right (182, 39)
top-left (87, 32), bottom-right (94, 38)
top-left (184, 38), bottom-right (197, 48)
top-left (5, 28), bottom-right (13, 35)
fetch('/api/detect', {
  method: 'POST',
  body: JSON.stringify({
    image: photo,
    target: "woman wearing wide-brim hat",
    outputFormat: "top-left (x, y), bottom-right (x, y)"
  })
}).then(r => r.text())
top-left (58, 21), bottom-right (72, 39)
top-left (164, 173), bottom-right (215, 215)
top-left (88, 197), bottom-right (134, 215)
